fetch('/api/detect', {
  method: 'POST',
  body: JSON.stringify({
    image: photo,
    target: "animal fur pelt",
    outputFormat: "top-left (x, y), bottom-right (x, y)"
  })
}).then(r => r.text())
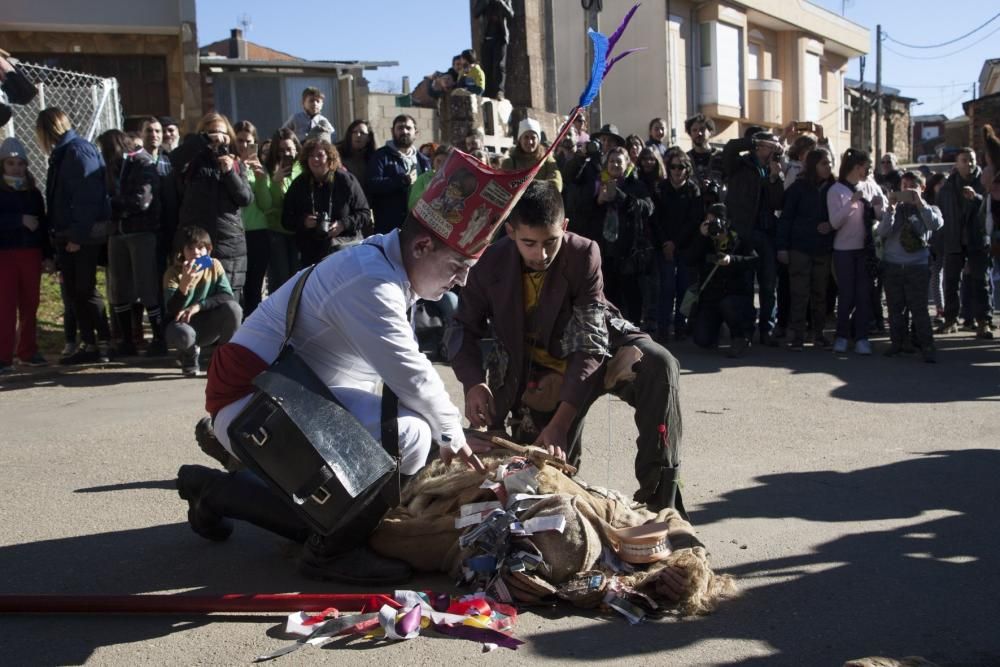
top-left (370, 453), bottom-right (736, 616)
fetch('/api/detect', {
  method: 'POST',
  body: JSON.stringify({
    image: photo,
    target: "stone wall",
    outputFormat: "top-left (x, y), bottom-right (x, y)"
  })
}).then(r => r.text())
top-left (963, 93), bottom-right (1000, 160)
top-left (363, 91), bottom-right (440, 147)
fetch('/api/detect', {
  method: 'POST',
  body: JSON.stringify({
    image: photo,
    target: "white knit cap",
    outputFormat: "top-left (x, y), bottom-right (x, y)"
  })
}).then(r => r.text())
top-left (517, 118), bottom-right (542, 140)
top-left (0, 137), bottom-right (29, 163)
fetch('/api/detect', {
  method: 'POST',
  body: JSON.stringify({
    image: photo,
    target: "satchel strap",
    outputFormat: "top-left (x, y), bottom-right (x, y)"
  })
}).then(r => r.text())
top-left (282, 243), bottom-right (404, 505)
top-left (281, 263), bottom-right (319, 350)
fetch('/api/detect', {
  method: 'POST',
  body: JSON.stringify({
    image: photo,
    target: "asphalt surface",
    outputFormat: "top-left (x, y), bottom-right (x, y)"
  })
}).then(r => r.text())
top-left (1, 330), bottom-right (998, 666)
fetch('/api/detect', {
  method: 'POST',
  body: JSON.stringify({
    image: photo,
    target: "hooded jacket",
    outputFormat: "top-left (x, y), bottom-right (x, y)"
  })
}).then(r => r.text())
top-left (44, 129), bottom-right (112, 245)
top-left (366, 141), bottom-right (431, 234)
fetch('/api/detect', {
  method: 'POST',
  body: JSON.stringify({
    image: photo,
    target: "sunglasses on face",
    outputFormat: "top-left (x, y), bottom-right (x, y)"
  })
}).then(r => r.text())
top-left (668, 164), bottom-right (686, 170)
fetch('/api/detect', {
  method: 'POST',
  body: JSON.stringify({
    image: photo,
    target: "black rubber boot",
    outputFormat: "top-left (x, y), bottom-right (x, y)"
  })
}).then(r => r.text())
top-left (298, 477), bottom-right (413, 585)
top-left (176, 464), bottom-right (310, 543)
top-left (113, 304), bottom-right (137, 357)
top-left (194, 417), bottom-right (241, 472)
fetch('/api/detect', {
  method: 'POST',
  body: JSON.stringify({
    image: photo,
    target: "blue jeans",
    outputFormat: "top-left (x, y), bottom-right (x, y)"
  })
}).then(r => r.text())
top-left (656, 255), bottom-right (691, 336)
top-left (751, 229), bottom-right (777, 336)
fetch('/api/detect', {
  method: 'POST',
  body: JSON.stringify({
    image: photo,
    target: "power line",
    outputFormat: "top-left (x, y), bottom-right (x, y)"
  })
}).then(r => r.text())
top-left (884, 10), bottom-right (1000, 49)
top-left (883, 23), bottom-right (1000, 61)
top-left (929, 88), bottom-right (973, 116)
top-left (883, 81), bottom-right (976, 90)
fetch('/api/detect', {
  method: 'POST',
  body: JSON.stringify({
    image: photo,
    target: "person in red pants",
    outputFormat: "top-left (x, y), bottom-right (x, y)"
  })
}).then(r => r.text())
top-left (0, 137), bottom-right (52, 373)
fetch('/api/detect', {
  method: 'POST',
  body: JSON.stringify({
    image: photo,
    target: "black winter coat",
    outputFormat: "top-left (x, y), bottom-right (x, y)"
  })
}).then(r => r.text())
top-left (656, 178), bottom-right (704, 253)
top-left (721, 137), bottom-right (784, 239)
top-left (690, 230), bottom-right (759, 302)
top-left (109, 150), bottom-right (161, 235)
top-left (174, 137), bottom-right (253, 261)
top-left (282, 168), bottom-right (372, 266)
top-left (937, 168), bottom-right (986, 253)
top-left (585, 172), bottom-right (654, 267)
top-left (777, 178), bottom-right (835, 256)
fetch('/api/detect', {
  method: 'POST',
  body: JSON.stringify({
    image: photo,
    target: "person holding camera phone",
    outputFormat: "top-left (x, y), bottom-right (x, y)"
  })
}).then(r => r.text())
top-left (688, 204), bottom-right (759, 358)
top-left (877, 171), bottom-right (943, 362)
top-left (163, 226), bottom-right (242, 376)
top-left (172, 113), bottom-right (253, 306)
top-left (828, 148), bottom-right (884, 355)
top-left (282, 138), bottom-right (370, 267)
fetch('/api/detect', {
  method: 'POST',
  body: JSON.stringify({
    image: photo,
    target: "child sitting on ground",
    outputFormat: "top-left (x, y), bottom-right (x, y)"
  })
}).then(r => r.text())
top-left (163, 226), bottom-right (242, 377)
top-left (282, 87), bottom-right (336, 143)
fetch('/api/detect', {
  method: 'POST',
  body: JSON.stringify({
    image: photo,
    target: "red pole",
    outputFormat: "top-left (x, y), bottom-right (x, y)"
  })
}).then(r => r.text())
top-left (0, 593), bottom-right (401, 615)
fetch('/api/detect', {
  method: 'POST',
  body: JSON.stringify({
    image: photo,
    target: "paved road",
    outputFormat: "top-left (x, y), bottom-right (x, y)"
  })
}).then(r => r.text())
top-left (1, 332), bottom-right (998, 666)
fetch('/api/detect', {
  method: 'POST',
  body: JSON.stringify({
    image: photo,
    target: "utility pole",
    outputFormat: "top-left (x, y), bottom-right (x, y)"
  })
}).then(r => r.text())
top-left (875, 24), bottom-right (882, 162)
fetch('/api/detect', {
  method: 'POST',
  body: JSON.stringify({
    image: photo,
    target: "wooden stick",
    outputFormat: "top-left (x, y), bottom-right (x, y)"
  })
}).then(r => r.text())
top-left (465, 429), bottom-right (578, 475)
top-left (0, 593), bottom-right (401, 615)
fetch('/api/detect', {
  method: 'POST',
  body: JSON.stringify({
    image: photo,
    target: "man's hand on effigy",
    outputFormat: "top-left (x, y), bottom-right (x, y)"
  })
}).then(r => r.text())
top-left (465, 383), bottom-right (495, 428)
top-left (440, 442), bottom-right (487, 473)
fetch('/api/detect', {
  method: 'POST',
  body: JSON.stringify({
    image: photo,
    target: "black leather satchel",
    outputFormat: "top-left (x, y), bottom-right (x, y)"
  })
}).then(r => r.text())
top-left (227, 263), bottom-right (400, 535)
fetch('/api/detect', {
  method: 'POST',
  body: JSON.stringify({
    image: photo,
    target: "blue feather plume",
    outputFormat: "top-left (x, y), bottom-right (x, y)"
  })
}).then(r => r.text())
top-left (578, 29), bottom-right (608, 108)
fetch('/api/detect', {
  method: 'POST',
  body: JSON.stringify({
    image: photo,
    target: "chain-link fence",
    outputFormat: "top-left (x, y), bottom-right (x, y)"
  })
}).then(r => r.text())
top-left (0, 60), bottom-right (122, 183)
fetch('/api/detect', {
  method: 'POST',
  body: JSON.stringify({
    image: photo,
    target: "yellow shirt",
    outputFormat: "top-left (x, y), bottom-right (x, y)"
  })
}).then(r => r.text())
top-left (523, 270), bottom-right (567, 374)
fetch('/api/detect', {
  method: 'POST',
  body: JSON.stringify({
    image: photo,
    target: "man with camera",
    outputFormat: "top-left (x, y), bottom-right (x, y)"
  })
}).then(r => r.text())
top-left (688, 204), bottom-right (759, 357)
top-left (722, 130), bottom-right (785, 346)
top-left (172, 113), bottom-right (253, 304)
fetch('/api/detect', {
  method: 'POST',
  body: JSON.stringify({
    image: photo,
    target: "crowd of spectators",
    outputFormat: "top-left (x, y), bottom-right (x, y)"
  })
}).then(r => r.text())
top-left (2, 75), bottom-right (999, 376)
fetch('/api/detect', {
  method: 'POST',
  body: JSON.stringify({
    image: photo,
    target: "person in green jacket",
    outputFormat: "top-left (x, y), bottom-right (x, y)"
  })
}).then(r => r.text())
top-left (501, 118), bottom-right (562, 192)
top-left (408, 144), bottom-right (452, 211)
top-left (234, 121), bottom-right (271, 317)
top-left (258, 128), bottom-right (302, 292)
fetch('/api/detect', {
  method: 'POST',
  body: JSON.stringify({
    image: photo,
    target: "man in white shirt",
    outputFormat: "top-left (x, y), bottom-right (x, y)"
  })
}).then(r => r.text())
top-left (177, 138), bottom-right (573, 584)
top-left (179, 214), bottom-right (485, 584)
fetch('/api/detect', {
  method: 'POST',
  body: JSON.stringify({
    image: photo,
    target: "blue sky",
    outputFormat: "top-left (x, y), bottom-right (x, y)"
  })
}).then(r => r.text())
top-left (196, 0), bottom-right (993, 118)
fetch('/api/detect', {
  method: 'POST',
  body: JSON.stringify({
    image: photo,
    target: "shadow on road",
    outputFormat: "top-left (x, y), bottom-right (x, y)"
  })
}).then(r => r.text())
top-left (674, 334), bottom-right (1000, 404)
top-left (4, 450), bottom-right (999, 664)
top-left (527, 448), bottom-right (1000, 665)
top-left (0, 364), bottom-right (191, 392)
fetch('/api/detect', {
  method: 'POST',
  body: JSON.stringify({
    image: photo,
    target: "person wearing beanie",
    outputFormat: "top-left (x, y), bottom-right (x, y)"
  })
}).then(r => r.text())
top-left (501, 117), bottom-right (562, 192)
top-left (0, 136), bottom-right (52, 372)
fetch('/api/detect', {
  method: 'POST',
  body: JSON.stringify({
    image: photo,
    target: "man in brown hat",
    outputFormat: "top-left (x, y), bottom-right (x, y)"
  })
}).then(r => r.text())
top-left (451, 180), bottom-right (686, 515)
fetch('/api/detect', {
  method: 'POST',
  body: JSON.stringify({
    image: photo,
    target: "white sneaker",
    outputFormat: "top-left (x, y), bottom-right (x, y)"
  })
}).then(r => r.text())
top-left (832, 337), bottom-right (849, 353)
top-left (855, 339), bottom-right (872, 355)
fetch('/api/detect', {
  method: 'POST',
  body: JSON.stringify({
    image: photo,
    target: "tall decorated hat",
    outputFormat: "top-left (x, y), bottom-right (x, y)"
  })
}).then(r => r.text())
top-left (411, 3), bottom-right (645, 259)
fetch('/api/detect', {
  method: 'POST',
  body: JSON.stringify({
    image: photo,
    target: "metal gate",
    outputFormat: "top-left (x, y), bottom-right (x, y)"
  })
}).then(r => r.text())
top-left (0, 60), bottom-right (122, 183)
